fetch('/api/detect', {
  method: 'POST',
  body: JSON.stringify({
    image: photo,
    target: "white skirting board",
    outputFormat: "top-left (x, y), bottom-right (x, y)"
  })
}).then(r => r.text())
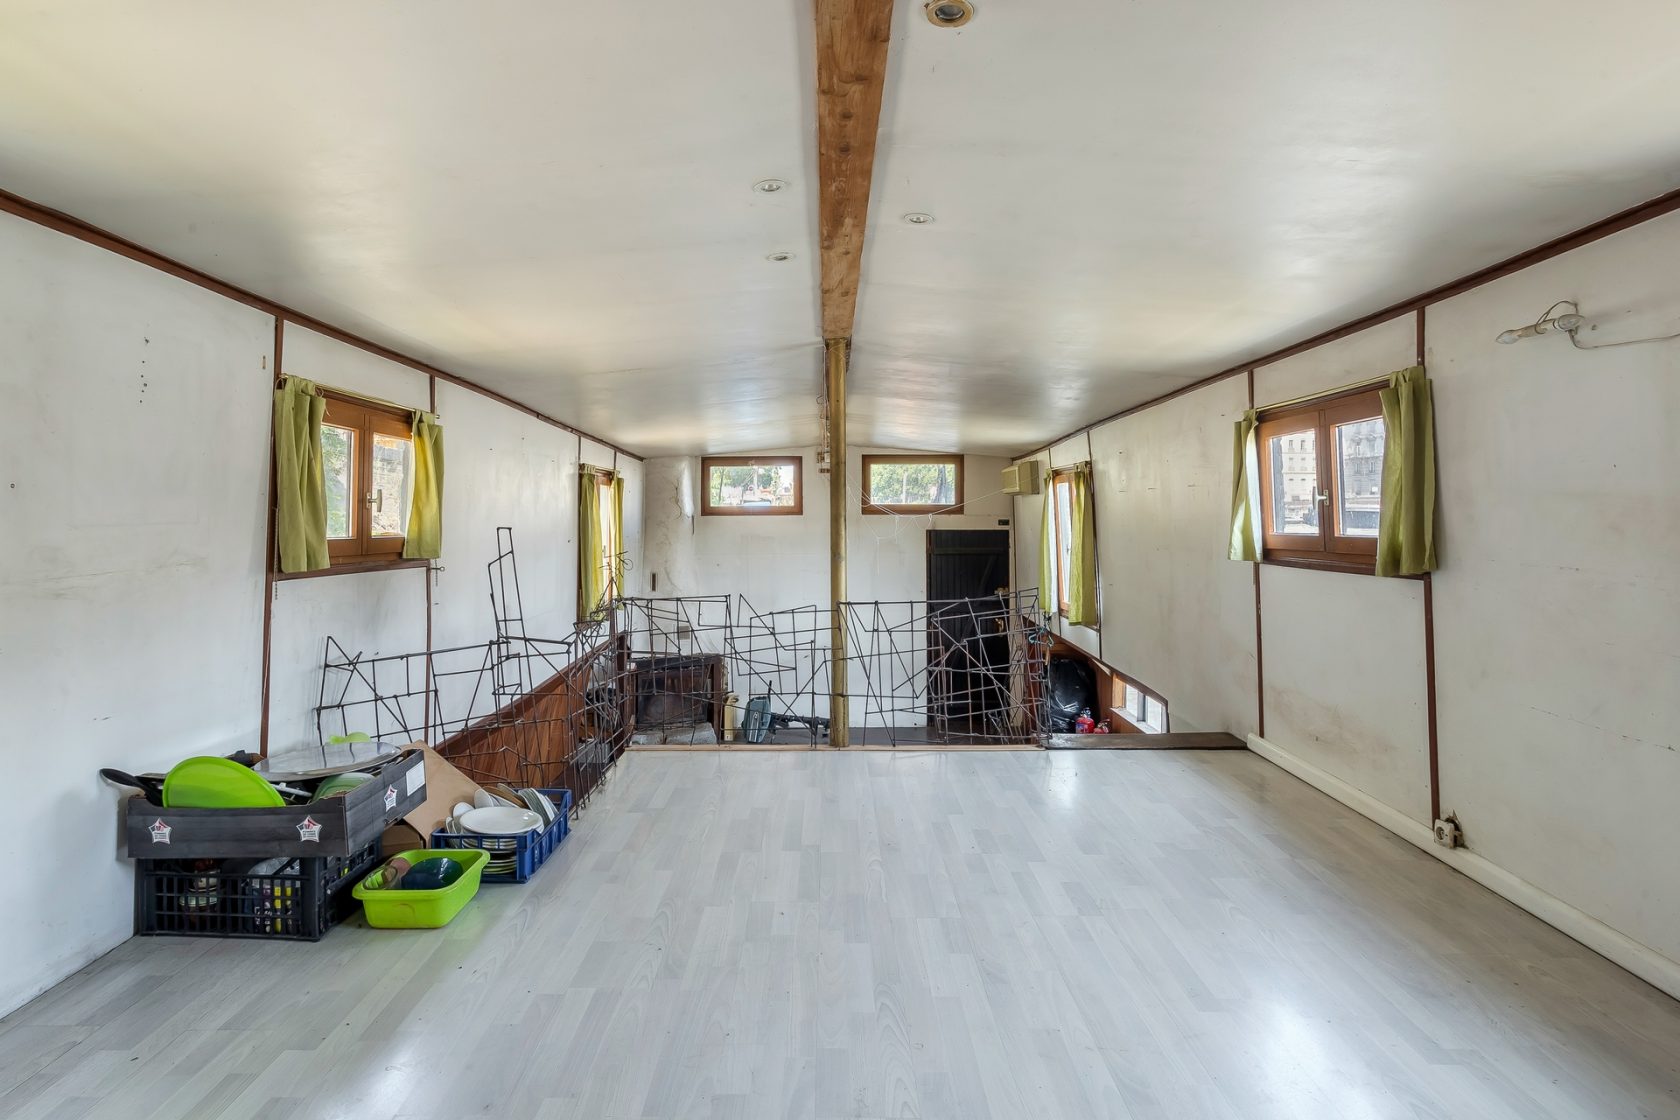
top-left (1247, 734), bottom-right (1680, 1003)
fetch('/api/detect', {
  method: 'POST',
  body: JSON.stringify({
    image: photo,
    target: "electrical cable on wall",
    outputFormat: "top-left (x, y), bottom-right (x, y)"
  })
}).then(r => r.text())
top-left (1496, 299), bottom-right (1680, 349)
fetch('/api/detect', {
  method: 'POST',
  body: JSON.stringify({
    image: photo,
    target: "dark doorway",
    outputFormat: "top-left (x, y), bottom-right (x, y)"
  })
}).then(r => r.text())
top-left (926, 529), bottom-right (1012, 727)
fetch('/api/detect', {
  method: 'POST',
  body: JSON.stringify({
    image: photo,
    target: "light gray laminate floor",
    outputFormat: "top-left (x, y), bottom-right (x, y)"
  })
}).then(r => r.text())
top-left (4, 749), bottom-right (1680, 1119)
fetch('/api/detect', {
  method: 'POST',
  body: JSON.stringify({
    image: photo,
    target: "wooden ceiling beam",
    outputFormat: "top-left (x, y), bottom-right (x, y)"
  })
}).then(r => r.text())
top-left (815, 0), bottom-right (895, 341)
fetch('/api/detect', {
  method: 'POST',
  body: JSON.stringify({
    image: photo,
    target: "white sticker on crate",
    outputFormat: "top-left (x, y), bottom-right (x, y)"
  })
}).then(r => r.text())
top-left (406, 759), bottom-right (425, 797)
top-left (149, 818), bottom-right (172, 844)
top-left (384, 785), bottom-right (398, 811)
top-left (296, 816), bottom-right (322, 842)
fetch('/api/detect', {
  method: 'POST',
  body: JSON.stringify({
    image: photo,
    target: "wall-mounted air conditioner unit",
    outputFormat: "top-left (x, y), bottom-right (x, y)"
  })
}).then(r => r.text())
top-left (1002, 460), bottom-right (1041, 495)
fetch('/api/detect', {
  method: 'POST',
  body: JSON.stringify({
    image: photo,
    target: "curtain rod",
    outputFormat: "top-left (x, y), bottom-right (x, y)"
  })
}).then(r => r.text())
top-left (281, 375), bottom-right (437, 420)
top-left (1253, 368), bottom-right (1412, 414)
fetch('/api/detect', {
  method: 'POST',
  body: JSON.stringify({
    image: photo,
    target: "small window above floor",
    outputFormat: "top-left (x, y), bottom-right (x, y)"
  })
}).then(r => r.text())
top-left (701, 456), bottom-right (803, 515)
top-left (862, 453), bottom-right (963, 515)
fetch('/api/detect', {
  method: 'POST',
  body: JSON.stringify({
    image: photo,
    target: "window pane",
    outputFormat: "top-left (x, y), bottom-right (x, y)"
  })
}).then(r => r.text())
top-left (867, 461), bottom-right (956, 506)
top-left (707, 463), bottom-right (799, 508)
top-left (322, 425), bottom-right (354, 540)
top-left (598, 479), bottom-right (617, 590)
top-left (370, 433), bottom-right (412, 538)
top-left (1267, 430), bottom-right (1318, 535)
top-left (1143, 695), bottom-right (1165, 729)
top-left (1335, 417), bottom-right (1384, 537)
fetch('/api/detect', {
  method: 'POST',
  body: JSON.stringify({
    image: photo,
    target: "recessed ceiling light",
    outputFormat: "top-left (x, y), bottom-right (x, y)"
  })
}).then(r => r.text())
top-left (925, 1), bottom-right (974, 27)
top-left (766, 251), bottom-right (795, 262)
top-left (753, 179), bottom-right (788, 194)
top-left (902, 212), bottom-right (935, 225)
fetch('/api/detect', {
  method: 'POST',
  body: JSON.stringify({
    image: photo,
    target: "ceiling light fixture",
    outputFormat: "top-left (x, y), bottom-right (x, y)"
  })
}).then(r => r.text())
top-left (902, 212), bottom-right (935, 225)
top-left (925, 0), bottom-right (975, 27)
top-left (766, 251), bottom-right (795, 262)
top-left (753, 179), bottom-right (788, 194)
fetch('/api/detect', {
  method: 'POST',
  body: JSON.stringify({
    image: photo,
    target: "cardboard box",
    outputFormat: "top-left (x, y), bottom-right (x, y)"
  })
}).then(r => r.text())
top-left (380, 745), bottom-right (486, 856)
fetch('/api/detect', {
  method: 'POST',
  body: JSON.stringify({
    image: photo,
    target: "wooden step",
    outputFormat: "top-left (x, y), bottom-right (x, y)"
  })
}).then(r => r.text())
top-left (1045, 731), bottom-right (1245, 750)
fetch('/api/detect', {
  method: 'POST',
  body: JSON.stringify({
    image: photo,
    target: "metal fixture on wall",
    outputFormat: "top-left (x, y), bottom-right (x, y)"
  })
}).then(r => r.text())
top-left (1497, 298), bottom-right (1680, 348)
top-left (1495, 302), bottom-right (1584, 343)
top-left (924, 0), bottom-right (974, 27)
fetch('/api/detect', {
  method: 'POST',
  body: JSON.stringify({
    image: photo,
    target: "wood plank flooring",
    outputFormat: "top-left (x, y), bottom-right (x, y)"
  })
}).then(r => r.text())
top-left (4, 750), bottom-right (1679, 1119)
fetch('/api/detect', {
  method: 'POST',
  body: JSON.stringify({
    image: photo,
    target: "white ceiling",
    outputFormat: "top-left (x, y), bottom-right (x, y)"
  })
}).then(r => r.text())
top-left (4, 1), bottom-right (1680, 456)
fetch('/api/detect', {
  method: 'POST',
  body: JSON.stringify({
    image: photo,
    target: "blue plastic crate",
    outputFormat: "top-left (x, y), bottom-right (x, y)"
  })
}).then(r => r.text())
top-left (430, 789), bottom-right (572, 883)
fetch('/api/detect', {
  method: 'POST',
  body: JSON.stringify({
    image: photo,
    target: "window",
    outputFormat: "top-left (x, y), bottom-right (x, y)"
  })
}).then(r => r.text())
top-left (1043, 467), bottom-right (1096, 622)
top-left (1116, 680), bottom-right (1169, 733)
top-left (862, 453), bottom-right (963, 515)
top-left (595, 470), bottom-right (620, 602)
top-left (1256, 387), bottom-right (1385, 571)
top-left (1050, 471), bottom-right (1075, 613)
top-left (700, 456), bottom-right (802, 515)
top-left (318, 395), bottom-right (413, 567)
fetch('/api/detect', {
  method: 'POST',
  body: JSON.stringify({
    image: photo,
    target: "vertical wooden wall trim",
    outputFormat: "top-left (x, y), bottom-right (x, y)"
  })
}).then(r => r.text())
top-left (1247, 368), bottom-right (1264, 738)
top-left (258, 316), bottom-right (283, 757)
top-left (1417, 306), bottom-right (1442, 823)
top-left (1424, 573), bottom-right (1441, 823)
top-left (1085, 429), bottom-right (1103, 662)
top-left (424, 374), bottom-right (437, 745)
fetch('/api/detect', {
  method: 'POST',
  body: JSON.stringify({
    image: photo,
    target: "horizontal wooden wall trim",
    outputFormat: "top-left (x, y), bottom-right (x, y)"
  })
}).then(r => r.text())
top-left (1021, 183), bottom-right (1680, 460)
top-left (0, 187), bottom-right (643, 461)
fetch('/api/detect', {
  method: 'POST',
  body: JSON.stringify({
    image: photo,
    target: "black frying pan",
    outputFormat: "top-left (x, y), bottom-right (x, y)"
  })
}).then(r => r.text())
top-left (98, 768), bottom-right (166, 805)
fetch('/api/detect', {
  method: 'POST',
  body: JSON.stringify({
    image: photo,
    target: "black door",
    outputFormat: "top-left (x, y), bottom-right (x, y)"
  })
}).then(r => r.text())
top-left (926, 529), bottom-right (1011, 727)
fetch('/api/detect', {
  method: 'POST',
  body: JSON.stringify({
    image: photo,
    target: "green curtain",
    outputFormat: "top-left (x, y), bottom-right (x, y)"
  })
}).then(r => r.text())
top-left (1038, 485), bottom-right (1055, 614)
top-left (1065, 466), bottom-right (1099, 627)
top-left (273, 376), bottom-right (328, 573)
top-left (1376, 365), bottom-right (1438, 577)
top-left (1227, 407), bottom-right (1260, 561)
top-left (402, 410), bottom-right (444, 560)
top-left (578, 471), bottom-right (606, 619)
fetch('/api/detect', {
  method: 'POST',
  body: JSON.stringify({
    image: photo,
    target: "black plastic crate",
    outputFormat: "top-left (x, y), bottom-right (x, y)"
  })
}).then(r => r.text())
top-left (133, 840), bottom-right (380, 940)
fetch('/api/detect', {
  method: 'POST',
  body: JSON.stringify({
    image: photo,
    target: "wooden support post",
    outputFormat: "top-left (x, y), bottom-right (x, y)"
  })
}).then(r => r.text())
top-left (827, 337), bottom-right (850, 747)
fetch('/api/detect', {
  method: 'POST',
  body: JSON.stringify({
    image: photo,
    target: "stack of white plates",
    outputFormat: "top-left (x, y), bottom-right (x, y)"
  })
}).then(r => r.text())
top-left (456, 805), bottom-right (542, 877)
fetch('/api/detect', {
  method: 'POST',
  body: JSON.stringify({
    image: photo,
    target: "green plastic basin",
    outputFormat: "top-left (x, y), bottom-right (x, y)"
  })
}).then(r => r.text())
top-left (353, 848), bottom-right (488, 929)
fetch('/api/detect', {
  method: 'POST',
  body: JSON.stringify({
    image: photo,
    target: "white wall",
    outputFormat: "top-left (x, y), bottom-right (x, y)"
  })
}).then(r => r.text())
top-left (1012, 210), bottom-right (1680, 985)
top-left (268, 326), bottom-right (433, 751)
top-left (0, 212), bottom-right (272, 1015)
top-left (431, 380), bottom-right (581, 649)
top-left (1089, 376), bottom-right (1258, 735)
top-left (1252, 320), bottom-right (1432, 822)
top-left (1427, 212), bottom-right (1680, 968)
top-left (0, 214), bottom-right (644, 1016)
top-left (267, 333), bottom-right (604, 750)
top-left (639, 447), bottom-right (1013, 723)
top-left (643, 447), bottom-right (1012, 608)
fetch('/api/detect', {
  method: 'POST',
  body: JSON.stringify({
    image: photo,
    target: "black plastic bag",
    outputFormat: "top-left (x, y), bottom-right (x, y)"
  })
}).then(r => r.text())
top-left (1043, 655), bottom-right (1097, 733)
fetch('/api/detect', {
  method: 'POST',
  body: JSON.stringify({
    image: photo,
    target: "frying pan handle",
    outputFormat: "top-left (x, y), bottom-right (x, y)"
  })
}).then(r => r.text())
top-left (98, 768), bottom-right (166, 805)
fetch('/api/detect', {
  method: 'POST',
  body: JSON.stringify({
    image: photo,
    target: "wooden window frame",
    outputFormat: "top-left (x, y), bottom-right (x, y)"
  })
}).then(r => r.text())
top-left (295, 392), bottom-right (415, 573)
top-left (1115, 678), bottom-right (1170, 734)
top-left (699, 455), bottom-right (804, 516)
top-left (1048, 469), bottom-right (1075, 616)
top-left (861, 453), bottom-right (964, 516)
top-left (1256, 385), bottom-right (1384, 575)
